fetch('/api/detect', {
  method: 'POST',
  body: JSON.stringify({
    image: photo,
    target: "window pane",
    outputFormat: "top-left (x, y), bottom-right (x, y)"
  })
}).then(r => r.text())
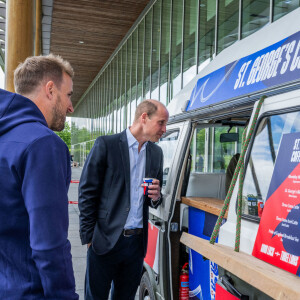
top-left (217, 0), bottom-right (239, 54)
top-left (118, 53), bottom-right (122, 132)
top-left (103, 75), bottom-right (107, 134)
top-left (126, 37), bottom-right (132, 125)
top-left (87, 97), bottom-right (91, 138)
top-left (160, 0), bottom-right (171, 105)
top-left (198, 0), bottom-right (216, 72)
top-left (144, 12), bottom-right (152, 99)
top-left (183, 0), bottom-right (197, 87)
top-left (151, 0), bottom-right (161, 100)
top-left (137, 20), bottom-right (144, 105)
top-left (109, 65), bottom-right (114, 135)
top-left (156, 130), bottom-right (180, 188)
top-left (118, 53), bottom-right (122, 133)
top-left (104, 71), bottom-right (109, 133)
top-left (100, 79), bottom-right (103, 135)
top-left (96, 82), bottom-right (100, 136)
top-left (93, 90), bottom-right (96, 138)
top-left (213, 127), bottom-right (242, 172)
top-left (242, 0), bottom-right (270, 39)
top-left (90, 92), bottom-right (94, 139)
top-left (188, 125), bottom-right (243, 200)
top-left (131, 30), bottom-right (138, 122)
top-left (193, 128), bottom-right (206, 172)
top-left (191, 125), bottom-right (242, 174)
top-left (242, 111), bottom-right (300, 219)
top-left (100, 78), bottom-right (104, 134)
top-left (170, 0), bottom-right (183, 99)
top-left (121, 46), bottom-right (127, 130)
top-left (110, 61), bottom-right (115, 134)
top-left (106, 72), bottom-right (111, 134)
top-left (273, 0), bottom-right (300, 22)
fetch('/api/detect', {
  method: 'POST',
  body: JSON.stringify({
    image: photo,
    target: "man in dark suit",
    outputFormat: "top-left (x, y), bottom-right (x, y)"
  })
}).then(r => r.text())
top-left (78, 99), bottom-right (169, 300)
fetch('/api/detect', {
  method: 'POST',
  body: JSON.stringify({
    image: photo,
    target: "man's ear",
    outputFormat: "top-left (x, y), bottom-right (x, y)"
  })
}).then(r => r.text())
top-left (141, 112), bottom-right (148, 124)
top-left (45, 81), bottom-right (55, 100)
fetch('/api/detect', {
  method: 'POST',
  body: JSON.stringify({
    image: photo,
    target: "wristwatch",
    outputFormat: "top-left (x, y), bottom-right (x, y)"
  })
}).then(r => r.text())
top-left (151, 195), bottom-right (161, 204)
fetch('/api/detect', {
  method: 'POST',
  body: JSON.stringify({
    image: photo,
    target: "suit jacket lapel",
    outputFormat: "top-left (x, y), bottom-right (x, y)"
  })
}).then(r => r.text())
top-left (119, 130), bottom-right (130, 199)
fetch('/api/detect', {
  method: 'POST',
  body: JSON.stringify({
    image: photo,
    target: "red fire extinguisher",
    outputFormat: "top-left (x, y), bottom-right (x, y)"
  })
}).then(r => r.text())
top-left (179, 262), bottom-right (189, 300)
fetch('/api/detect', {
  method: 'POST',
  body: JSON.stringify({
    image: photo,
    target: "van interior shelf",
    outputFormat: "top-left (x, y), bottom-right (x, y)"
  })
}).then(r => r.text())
top-left (181, 196), bottom-right (228, 218)
top-left (180, 232), bottom-right (300, 300)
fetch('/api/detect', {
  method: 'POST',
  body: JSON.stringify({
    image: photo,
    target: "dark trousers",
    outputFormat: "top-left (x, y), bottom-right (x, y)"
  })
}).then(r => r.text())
top-left (85, 233), bottom-right (144, 300)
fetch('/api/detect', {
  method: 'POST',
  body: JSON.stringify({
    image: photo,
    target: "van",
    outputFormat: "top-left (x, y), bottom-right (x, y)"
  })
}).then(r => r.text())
top-left (139, 8), bottom-right (300, 300)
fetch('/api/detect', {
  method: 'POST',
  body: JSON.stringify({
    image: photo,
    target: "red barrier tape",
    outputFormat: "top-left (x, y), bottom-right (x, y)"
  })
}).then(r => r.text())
top-left (70, 180), bottom-right (80, 183)
top-left (69, 201), bottom-right (78, 204)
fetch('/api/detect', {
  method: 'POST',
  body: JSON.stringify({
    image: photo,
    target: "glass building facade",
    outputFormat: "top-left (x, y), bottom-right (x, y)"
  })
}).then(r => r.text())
top-left (71, 0), bottom-right (299, 164)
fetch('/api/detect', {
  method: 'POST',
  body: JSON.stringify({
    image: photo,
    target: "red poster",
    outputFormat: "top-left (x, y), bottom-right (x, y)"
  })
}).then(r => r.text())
top-left (215, 283), bottom-right (239, 300)
top-left (144, 221), bottom-right (160, 273)
top-left (252, 133), bottom-right (300, 276)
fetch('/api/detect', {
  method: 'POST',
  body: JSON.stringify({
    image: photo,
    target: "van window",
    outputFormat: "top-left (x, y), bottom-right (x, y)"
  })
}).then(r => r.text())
top-left (242, 111), bottom-right (300, 220)
top-left (185, 125), bottom-right (244, 200)
top-left (157, 130), bottom-right (180, 188)
top-left (191, 126), bottom-right (243, 173)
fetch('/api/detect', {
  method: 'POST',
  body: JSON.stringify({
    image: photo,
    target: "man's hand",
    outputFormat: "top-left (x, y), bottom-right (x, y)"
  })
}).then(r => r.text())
top-left (87, 243), bottom-right (91, 249)
top-left (145, 179), bottom-right (161, 201)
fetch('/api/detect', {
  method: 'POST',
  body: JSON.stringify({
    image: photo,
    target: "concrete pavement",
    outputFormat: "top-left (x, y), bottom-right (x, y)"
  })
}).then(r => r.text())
top-left (68, 167), bottom-right (86, 299)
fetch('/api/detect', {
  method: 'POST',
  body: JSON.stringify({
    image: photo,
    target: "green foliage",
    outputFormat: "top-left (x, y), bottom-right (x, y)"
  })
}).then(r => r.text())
top-left (196, 129), bottom-right (205, 154)
top-left (70, 122), bottom-right (93, 145)
top-left (55, 122), bottom-right (71, 149)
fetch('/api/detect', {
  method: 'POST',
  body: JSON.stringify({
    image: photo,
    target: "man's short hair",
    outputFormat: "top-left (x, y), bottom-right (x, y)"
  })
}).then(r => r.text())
top-left (134, 100), bottom-right (158, 121)
top-left (14, 54), bottom-right (74, 95)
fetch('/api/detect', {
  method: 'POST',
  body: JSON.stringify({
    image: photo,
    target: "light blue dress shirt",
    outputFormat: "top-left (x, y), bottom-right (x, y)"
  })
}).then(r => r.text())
top-left (124, 128), bottom-right (148, 229)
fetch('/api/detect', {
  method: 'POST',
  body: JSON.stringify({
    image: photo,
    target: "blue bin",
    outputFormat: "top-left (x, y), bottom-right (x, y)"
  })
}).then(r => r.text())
top-left (188, 207), bottom-right (220, 300)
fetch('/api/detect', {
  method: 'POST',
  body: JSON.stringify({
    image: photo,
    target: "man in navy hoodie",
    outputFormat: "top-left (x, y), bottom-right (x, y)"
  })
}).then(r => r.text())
top-left (0, 54), bottom-right (78, 299)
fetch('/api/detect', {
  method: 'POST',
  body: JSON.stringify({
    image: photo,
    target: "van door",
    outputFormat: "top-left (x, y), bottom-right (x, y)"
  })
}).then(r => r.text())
top-left (218, 89), bottom-right (300, 298)
top-left (179, 121), bottom-right (246, 300)
top-left (145, 120), bottom-right (192, 300)
top-left (149, 120), bottom-right (192, 220)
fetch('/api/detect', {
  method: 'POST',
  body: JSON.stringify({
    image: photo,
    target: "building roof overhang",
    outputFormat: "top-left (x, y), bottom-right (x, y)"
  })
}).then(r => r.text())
top-left (42, 0), bottom-right (150, 109)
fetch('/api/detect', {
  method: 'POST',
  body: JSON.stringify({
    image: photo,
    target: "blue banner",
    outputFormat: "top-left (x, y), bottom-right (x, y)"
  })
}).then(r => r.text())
top-left (187, 31), bottom-right (300, 111)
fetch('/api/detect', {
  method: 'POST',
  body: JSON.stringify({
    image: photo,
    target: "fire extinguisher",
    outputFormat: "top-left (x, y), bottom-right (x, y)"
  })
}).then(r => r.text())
top-left (179, 262), bottom-right (189, 300)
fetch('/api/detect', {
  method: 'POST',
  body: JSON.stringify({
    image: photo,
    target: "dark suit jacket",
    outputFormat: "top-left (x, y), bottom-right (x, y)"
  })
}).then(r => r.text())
top-left (78, 130), bottom-right (163, 257)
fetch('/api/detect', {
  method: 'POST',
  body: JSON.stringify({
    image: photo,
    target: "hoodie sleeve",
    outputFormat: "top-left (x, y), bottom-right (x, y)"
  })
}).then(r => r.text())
top-left (21, 134), bottom-right (78, 300)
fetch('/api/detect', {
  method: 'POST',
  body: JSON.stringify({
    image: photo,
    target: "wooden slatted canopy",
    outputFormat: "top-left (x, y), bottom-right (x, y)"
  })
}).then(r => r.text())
top-left (50, 0), bottom-right (150, 109)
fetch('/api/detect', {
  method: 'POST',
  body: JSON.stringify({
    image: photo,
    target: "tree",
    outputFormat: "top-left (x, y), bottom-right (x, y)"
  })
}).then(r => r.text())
top-left (71, 122), bottom-right (92, 144)
top-left (55, 122), bottom-right (71, 149)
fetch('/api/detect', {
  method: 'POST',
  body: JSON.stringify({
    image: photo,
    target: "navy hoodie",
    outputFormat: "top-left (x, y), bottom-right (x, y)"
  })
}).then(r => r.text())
top-left (0, 89), bottom-right (78, 299)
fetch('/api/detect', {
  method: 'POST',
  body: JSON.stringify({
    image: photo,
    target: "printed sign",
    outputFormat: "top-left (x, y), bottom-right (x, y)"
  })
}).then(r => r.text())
top-left (215, 283), bottom-right (239, 300)
top-left (144, 221), bottom-right (160, 273)
top-left (187, 31), bottom-right (300, 111)
top-left (210, 261), bottom-right (218, 300)
top-left (252, 132), bottom-right (300, 275)
top-left (189, 208), bottom-right (220, 299)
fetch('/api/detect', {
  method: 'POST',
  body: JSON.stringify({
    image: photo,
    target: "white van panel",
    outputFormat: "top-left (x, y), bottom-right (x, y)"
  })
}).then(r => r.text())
top-left (149, 120), bottom-right (191, 221)
top-left (258, 88), bottom-right (300, 113)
